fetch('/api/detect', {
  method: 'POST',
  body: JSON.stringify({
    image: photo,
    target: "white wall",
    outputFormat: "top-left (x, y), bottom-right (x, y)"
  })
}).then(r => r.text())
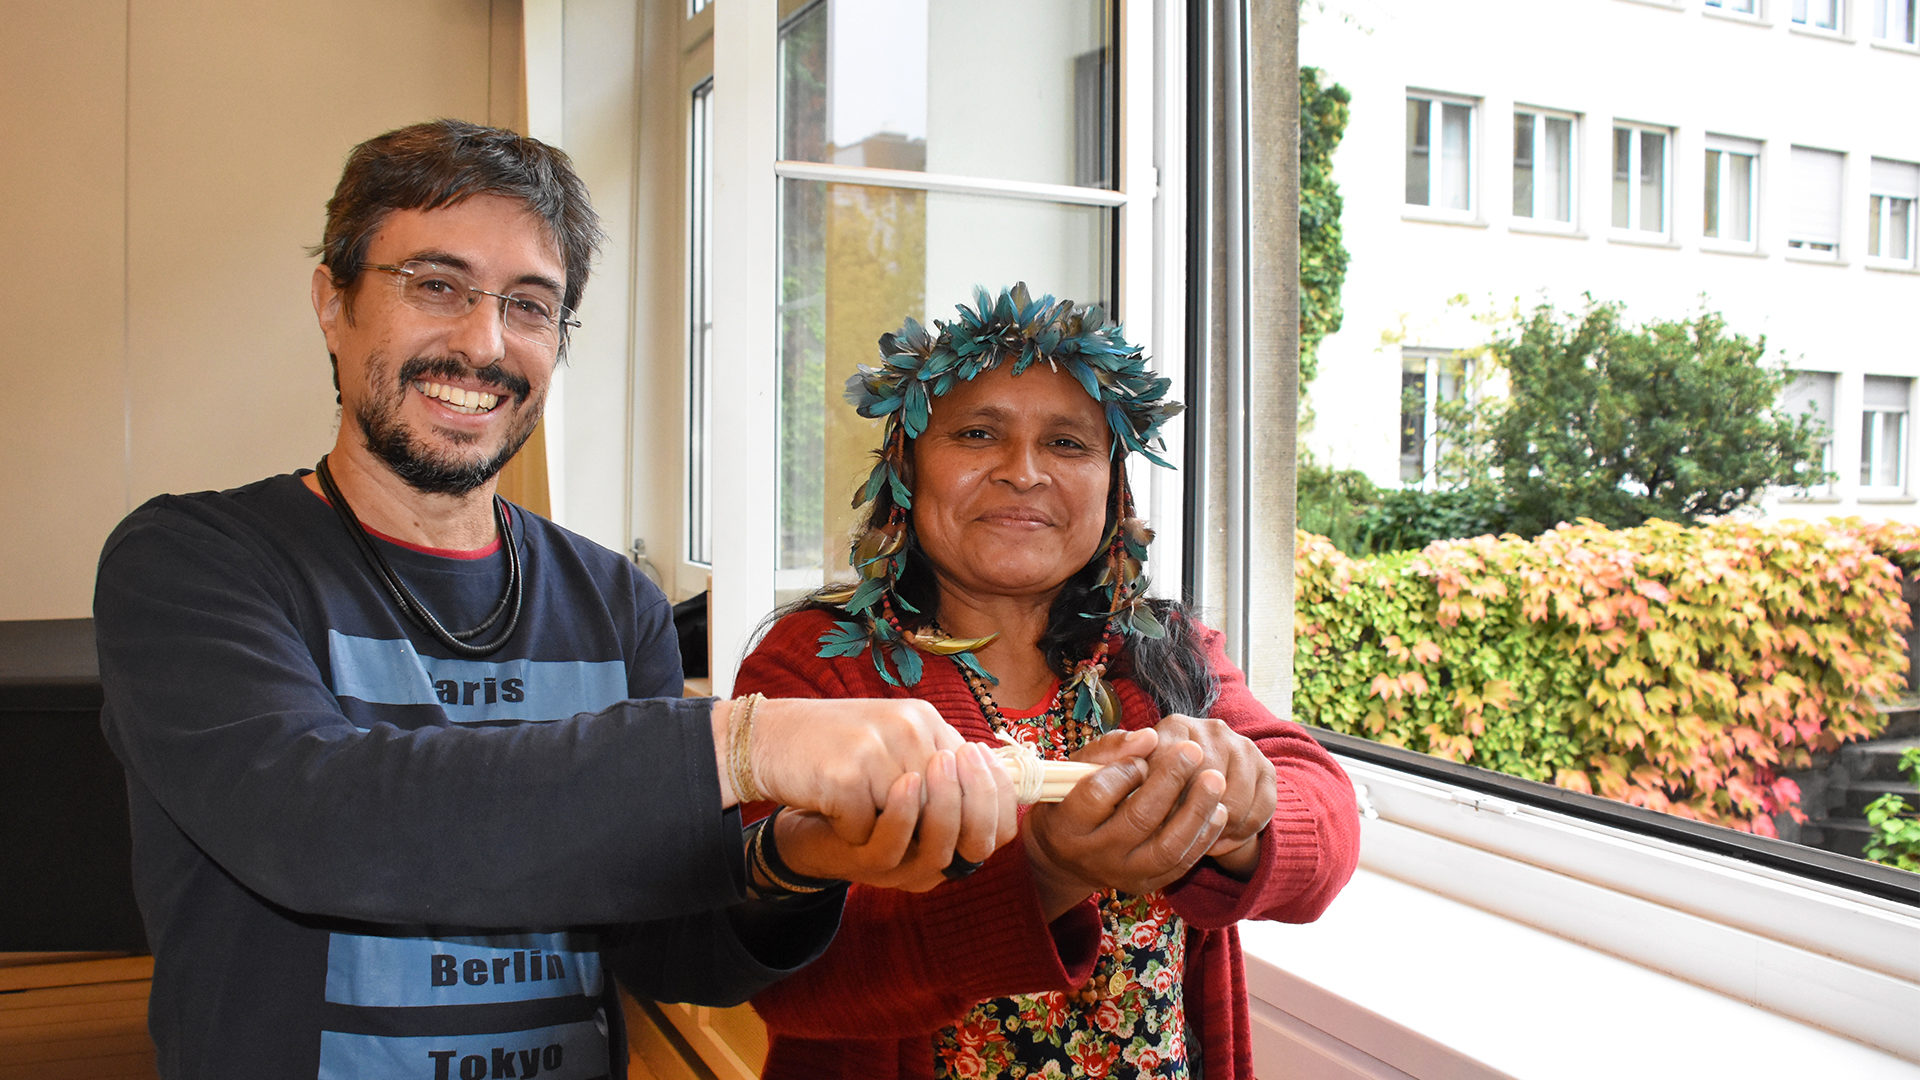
top-left (1300, 0), bottom-right (1920, 522)
top-left (1, 0), bottom-right (511, 621)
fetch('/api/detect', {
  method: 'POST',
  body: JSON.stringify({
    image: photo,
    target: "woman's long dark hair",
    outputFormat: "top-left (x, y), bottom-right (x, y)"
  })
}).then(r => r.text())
top-left (772, 453), bottom-right (1219, 720)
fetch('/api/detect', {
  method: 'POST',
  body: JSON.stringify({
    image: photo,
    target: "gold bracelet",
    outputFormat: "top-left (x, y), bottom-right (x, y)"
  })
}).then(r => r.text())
top-left (727, 693), bottom-right (765, 804)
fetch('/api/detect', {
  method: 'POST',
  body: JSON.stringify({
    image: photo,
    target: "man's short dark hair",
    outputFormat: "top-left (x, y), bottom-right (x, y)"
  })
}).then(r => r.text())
top-left (312, 118), bottom-right (605, 322)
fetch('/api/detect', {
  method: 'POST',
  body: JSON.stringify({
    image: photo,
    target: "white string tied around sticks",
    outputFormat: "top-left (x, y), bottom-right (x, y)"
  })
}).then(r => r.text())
top-left (988, 734), bottom-right (1101, 804)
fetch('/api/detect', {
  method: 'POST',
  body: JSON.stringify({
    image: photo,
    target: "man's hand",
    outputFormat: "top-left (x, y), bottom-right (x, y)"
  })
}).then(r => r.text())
top-left (1154, 714), bottom-right (1276, 877)
top-left (773, 741), bottom-right (1018, 892)
top-left (714, 697), bottom-right (963, 843)
top-left (1022, 728), bottom-right (1229, 919)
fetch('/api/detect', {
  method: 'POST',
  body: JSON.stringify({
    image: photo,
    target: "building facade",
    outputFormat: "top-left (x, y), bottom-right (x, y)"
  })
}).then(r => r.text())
top-left (1301, 0), bottom-right (1920, 523)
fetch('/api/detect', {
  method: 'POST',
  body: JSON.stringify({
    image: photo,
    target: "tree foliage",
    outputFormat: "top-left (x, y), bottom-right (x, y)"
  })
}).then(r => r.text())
top-left (1298, 66), bottom-right (1350, 387)
top-left (1480, 301), bottom-right (1828, 539)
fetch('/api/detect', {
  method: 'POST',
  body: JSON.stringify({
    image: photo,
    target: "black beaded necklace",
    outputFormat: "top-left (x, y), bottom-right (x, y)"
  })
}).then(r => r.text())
top-left (314, 455), bottom-right (523, 658)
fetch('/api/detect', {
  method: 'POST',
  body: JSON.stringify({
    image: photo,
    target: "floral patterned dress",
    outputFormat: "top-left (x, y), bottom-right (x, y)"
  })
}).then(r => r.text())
top-left (932, 681), bottom-right (1192, 1080)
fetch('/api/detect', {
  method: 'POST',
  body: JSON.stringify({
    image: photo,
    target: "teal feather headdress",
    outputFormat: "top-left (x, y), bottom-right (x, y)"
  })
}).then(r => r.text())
top-left (816, 283), bottom-right (1183, 730)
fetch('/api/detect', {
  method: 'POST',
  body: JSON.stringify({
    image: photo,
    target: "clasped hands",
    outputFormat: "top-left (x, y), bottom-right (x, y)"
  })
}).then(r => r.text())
top-left (721, 698), bottom-right (1276, 900)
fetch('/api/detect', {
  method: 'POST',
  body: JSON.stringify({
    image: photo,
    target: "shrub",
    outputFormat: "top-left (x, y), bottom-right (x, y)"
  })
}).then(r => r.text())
top-left (1862, 748), bottom-right (1920, 872)
top-left (1295, 518), bottom-right (1914, 833)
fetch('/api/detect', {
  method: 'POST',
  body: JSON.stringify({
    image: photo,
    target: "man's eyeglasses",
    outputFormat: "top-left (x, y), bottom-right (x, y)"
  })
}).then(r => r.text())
top-left (363, 261), bottom-right (579, 350)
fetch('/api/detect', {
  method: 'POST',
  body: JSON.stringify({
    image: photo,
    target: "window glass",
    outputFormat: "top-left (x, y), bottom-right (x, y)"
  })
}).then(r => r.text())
top-left (1612, 124), bottom-right (1668, 235)
top-left (1879, 0), bottom-right (1918, 42)
top-left (1407, 98), bottom-right (1432, 206)
top-left (776, 0), bottom-right (1110, 190)
top-left (1868, 158), bottom-right (1920, 264)
top-left (1795, 0), bottom-right (1842, 27)
top-left (687, 80), bottom-right (715, 566)
top-left (773, 0), bottom-right (1114, 592)
top-left (1513, 109), bottom-right (1574, 223)
top-left (1407, 94), bottom-right (1474, 213)
top-left (1704, 137), bottom-right (1759, 245)
top-left (1784, 371), bottom-right (1837, 489)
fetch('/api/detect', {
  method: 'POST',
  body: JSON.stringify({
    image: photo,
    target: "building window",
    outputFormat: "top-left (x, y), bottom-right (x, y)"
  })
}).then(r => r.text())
top-left (1406, 92), bottom-right (1476, 216)
top-left (1611, 123), bottom-right (1670, 236)
top-left (1783, 371), bottom-right (1837, 493)
top-left (1868, 157), bottom-right (1919, 266)
top-left (1513, 108), bottom-right (1576, 225)
top-left (1793, 0), bottom-right (1843, 27)
top-left (770, 0), bottom-right (1117, 591)
top-left (1861, 376), bottom-right (1911, 492)
top-left (1703, 135), bottom-right (1760, 248)
top-left (1706, 0), bottom-right (1761, 15)
top-left (1878, 0), bottom-right (1918, 42)
top-left (1399, 349), bottom-right (1470, 484)
top-left (1788, 146), bottom-right (1845, 258)
top-left (686, 79), bottom-right (714, 567)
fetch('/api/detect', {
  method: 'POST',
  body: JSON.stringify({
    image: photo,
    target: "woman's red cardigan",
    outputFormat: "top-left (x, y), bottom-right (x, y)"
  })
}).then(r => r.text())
top-left (735, 608), bottom-right (1361, 1079)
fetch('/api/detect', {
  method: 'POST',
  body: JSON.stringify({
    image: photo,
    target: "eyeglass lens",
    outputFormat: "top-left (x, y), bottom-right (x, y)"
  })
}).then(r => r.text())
top-left (391, 262), bottom-right (566, 346)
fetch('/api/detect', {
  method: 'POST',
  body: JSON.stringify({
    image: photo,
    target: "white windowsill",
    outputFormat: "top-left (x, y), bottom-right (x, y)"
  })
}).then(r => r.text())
top-left (1778, 492), bottom-right (1841, 503)
top-left (1402, 210), bottom-right (1488, 229)
top-left (1871, 37), bottom-right (1920, 54)
top-left (1615, 0), bottom-right (1684, 10)
top-left (1858, 494), bottom-right (1917, 504)
top-left (1866, 259), bottom-right (1920, 275)
top-left (1788, 22), bottom-right (1854, 41)
top-left (1507, 219), bottom-right (1586, 239)
top-left (1238, 757), bottom-right (1920, 1078)
top-left (1785, 248), bottom-right (1847, 265)
top-left (1700, 240), bottom-right (1767, 257)
top-left (1606, 231), bottom-right (1681, 249)
top-left (1702, 8), bottom-right (1771, 27)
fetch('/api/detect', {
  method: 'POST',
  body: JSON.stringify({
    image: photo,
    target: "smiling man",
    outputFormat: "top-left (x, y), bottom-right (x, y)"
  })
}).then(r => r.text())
top-left (93, 120), bottom-right (1016, 1080)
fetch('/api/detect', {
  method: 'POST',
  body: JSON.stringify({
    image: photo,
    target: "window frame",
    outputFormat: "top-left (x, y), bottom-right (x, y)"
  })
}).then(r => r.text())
top-left (1510, 105), bottom-right (1579, 231)
top-left (1860, 376), bottom-right (1912, 494)
top-left (1702, 133), bottom-right (1762, 251)
top-left (1867, 157), bottom-right (1920, 268)
top-left (1705, 0), bottom-right (1764, 18)
top-left (695, 0), bottom-right (1170, 696)
top-left (1398, 348), bottom-right (1471, 486)
top-left (1781, 369), bottom-right (1838, 497)
top-left (1610, 120), bottom-right (1673, 241)
top-left (1404, 90), bottom-right (1480, 222)
top-left (1787, 144), bottom-right (1847, 261)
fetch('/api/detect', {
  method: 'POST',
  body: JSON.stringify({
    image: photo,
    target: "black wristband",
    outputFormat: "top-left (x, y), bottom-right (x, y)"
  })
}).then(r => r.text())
top-left (748, 808), bottom-right (844, 896)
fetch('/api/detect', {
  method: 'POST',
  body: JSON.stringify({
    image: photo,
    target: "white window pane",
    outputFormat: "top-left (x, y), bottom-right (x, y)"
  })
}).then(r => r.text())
top-left (1544, 117), bottom-right (1573, 221)
top-left (1441, 102), bottom-right (1472, 211)
top-left (1894, 198), bottom-right (1914, 261)
top-left (1871, 196), bottom-right (1885, 257)
top-left (688, 82), bottom-right (715, 565)
top-left (1729, 153), bottom-right (1754, 242)
top-left (1882, 412), bottom-right (1907, 488)
top-left (1791, 146), bottom-right (1844, 250)
top-left (1613, 127), bottom-right (1632, 228)
top-left (1407, 98), bottom-right (1431, 206)
top-left (775, 180), bottom-right (1111, 578)
top-left (1639, 131), bottom-right (1665, 233)
top-left (1513, 113), bottom-right (1535, 217)
top-left (779, 0), bottom-right (1110, 189)
top-left (1704, 150), bottom-right (1723, 238)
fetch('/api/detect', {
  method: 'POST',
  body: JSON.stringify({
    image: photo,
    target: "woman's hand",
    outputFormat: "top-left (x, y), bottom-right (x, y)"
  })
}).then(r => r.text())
top-left (1154, 714), bottom-right (1277, 878)
top-left (1022, 728), bottom-right (1230, 918)
top-left (771, 741), bottom-right (1018, 893)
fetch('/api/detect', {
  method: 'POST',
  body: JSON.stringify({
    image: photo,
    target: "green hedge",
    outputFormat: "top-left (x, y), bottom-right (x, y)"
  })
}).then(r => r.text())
top-left (1295, 518), bottom-right (1915, 834)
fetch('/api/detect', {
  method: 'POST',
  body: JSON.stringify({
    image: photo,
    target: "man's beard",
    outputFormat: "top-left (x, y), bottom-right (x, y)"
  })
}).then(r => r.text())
top-left (357, 354), bottom-right (539, 497)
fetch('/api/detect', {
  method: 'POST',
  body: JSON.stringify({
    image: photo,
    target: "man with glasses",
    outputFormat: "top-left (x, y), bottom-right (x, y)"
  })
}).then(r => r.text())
top-left (93, 119), bottom-right (1017, 1078)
